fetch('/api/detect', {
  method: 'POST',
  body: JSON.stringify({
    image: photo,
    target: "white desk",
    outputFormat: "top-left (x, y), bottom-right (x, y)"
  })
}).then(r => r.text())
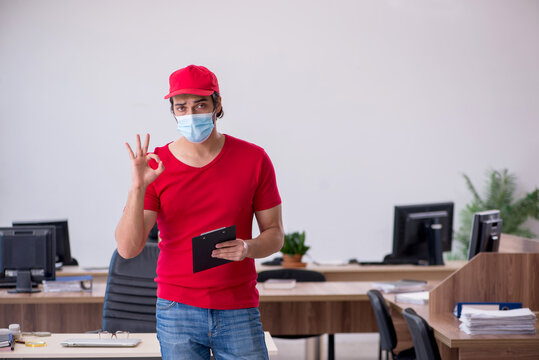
top-left (2, 332), bottom-right (277, 358)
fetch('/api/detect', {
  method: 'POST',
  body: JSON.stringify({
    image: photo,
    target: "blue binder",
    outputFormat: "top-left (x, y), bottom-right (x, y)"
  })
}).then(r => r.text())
top-left (453, 302), bottom-right (522, 318)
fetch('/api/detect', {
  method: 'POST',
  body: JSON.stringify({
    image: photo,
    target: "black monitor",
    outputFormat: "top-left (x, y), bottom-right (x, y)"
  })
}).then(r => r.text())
top-left (387, 202), bottom-right (454, 265)
top-left (12, 219), bottom-right (78, 267)
top-left (0, 226), bottom-right (56, 293)
top-left (467, 210), bottom-right (502, 260)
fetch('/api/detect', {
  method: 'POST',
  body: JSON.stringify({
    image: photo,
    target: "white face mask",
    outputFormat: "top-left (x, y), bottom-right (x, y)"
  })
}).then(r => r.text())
top-left (175, 113), bottom-right (214, 143)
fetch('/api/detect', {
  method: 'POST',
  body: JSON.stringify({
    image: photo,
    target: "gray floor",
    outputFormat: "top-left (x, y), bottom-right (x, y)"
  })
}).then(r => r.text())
top-left (271, 333), bottom-right (380, 360)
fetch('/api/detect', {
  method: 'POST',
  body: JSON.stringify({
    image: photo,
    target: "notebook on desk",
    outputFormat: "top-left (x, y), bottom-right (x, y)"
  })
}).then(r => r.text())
top-left (60, 338), bottom-right (141, 347)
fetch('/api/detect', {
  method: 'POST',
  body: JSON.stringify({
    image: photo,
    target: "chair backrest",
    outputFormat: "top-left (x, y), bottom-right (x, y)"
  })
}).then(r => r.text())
top-left (102, 242), bottom-right (159, 333)
top-left (146, 224), bottom-right (159, 243)
top-left (257, 268), bottom-right (326, 282)
top-left (367, 289), bottom-right (398, 352)
top-left (402, 308), bottom-right (441, 360)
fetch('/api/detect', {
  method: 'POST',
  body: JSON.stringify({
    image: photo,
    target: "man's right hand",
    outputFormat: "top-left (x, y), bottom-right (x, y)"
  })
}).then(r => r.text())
top-left (125, 133), bottom-right (165, 190)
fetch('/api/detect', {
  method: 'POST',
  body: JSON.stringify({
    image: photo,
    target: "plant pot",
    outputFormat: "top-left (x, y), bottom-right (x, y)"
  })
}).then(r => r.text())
top-left (282, 254), bottom-right (307, 268)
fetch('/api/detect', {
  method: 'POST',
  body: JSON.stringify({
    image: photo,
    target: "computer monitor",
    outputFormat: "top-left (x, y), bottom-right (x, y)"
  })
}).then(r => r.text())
top-left (12, 219), bottom-right (77, 267)
top-left (467, 210), bottom-right (502, 260)
top-left (0, 226), bottom-right (56, 293)
top-left (388, 202), bottom-right (454, 265)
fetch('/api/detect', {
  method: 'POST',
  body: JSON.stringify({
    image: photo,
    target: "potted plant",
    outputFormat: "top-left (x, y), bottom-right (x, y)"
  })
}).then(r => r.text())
top-left (281, 231), bottom-right (310, 268)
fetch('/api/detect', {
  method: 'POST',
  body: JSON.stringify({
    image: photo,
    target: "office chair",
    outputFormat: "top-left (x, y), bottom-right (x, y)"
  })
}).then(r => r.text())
top-left (401, 308), bottom-right (441, 360)
top-left (147, 223), bottom-right (159, 243)
top-left (257, 269), bottom-right (335, 360)
top-left (102, 242), bottom-right (159, 333)
top-left (367, 289), bottom-right (415, 360)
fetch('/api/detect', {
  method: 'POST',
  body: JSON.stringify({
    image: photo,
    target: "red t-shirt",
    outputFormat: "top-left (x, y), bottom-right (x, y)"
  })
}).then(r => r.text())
top-left (144, 135), bottom-right (281, 310)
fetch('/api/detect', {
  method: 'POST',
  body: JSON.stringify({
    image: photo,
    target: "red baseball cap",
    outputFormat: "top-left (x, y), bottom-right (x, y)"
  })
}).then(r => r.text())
top-left (164, 65), bottom-right (220, 99)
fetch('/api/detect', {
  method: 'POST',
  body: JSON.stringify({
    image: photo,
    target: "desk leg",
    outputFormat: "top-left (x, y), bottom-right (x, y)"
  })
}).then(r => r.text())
top-left (327, 334), bottom-right (335, 360)
top-left (305, 337), bottom-right (321, 360)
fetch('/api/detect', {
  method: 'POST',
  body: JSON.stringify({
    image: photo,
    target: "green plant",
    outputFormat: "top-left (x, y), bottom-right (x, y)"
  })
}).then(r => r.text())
top-left (451, 169), bottom-right (539, 259)
top-left (281, 231), bottom-right (310, 255)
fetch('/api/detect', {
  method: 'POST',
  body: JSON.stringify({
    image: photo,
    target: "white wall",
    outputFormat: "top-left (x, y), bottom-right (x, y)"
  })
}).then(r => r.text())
top-left (1, 0), bottom-right (538, 266)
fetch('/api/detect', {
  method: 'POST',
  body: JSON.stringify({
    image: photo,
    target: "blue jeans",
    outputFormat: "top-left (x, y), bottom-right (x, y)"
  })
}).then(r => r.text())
top-left (156, 298), bottom-right (269, 360)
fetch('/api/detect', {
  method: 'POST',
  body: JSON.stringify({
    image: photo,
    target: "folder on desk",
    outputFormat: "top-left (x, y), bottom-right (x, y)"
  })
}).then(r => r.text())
top-left (453, 302), bottom-right (522, 318)
top-left (192, 225), bottom-right (236, 273)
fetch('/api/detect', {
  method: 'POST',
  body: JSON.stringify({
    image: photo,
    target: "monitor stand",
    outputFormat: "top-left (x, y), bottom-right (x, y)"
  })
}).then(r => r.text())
top-left (427, 220), bottom-right (444, 265)
top-left (8, 270), bottom-right (40, 293)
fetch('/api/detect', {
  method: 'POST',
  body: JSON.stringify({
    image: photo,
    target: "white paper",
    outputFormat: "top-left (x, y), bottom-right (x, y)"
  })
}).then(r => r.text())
top-left (395, 291), bottom-right (429, 304)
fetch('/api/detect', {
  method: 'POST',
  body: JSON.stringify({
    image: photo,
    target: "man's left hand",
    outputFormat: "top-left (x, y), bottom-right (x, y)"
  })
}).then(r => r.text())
top-left (212, 239), bottom-right (249, 261)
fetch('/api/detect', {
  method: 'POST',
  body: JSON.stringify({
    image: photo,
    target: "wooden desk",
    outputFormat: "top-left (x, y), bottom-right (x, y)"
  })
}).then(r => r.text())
top-left (3, 262), bottom-right (464, 333)
top-left (1, 332), bottom-right (277, 358)
top-left (258, 281), bottom-right (377, 334)
top-left (386, 296), bottom-right (539, 360)
top-left (0, 281), bottom-right (106, 332)
top-left (56, 261), bottom-right (465, 284)
top-left (257, 261), bottom-right (465, 282)
top-left (0, 282), bottom-right (379, 334)
top-left (385, 253), bottom-right (539, 360)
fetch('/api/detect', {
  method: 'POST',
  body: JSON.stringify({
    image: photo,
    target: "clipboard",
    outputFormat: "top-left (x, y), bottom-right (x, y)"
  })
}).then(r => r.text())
top-left (192, 225), bottom-right (236, 273)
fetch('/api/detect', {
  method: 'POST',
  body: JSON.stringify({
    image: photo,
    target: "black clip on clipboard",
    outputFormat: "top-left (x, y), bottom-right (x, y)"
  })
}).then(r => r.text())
top-left (192, 225), bottom-right (236, 273)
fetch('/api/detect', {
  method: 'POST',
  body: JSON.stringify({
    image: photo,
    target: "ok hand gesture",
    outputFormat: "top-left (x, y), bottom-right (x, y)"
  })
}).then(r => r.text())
top-left (125, 134), bottom-right (165, 190)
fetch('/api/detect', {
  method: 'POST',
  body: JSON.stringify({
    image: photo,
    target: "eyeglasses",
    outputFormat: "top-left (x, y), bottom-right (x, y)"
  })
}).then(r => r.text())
top-left (98, 330), bottom-right (130, 340)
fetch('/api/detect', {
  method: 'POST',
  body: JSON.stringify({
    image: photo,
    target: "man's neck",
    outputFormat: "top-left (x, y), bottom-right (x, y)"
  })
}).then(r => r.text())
top-left (170, 130), bottom-right (225, 167)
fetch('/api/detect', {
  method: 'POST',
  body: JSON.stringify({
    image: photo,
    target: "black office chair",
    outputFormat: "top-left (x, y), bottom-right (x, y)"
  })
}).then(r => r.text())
top-left (401, 308), bottom-right (441, 360)
top-left (257, 269), bottom-right (334, 360)
top-left (102, 242), bottom-right (159, 333)
top-left (147, 223), bottom-right (159, 243)
top-left (367, 289), bottom-right (415, 360)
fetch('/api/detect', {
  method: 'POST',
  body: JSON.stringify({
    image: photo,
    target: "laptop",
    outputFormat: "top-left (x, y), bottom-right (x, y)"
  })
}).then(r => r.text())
top-left (60, 338), bottom-right (141, 347)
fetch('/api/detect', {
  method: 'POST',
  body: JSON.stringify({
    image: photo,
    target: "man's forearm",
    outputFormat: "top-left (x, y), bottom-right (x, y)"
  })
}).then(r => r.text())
top-left (245, 226), bottom-right (284, 259)
top-left (115, 187), bottom-right (147, 258)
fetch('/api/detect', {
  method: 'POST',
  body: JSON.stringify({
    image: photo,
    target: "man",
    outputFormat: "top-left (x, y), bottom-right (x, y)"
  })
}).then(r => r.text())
top-left (115, 65), bottom-right (284, 360)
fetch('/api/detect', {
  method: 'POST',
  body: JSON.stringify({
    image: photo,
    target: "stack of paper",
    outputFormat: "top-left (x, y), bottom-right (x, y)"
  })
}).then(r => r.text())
top-left (371, 279), bottom-right (427, 293)
top-left (459, 307), bottom-right (537, 335)
top-left (395, 291), bottom-right (429, 304)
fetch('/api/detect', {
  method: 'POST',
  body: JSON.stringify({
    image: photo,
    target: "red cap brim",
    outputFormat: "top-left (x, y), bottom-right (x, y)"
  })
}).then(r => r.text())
top-left (164, 88), bottom-right (214, 99)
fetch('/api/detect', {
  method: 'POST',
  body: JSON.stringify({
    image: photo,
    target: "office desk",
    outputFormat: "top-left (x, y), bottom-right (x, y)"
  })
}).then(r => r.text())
top-left (1, 332), bottom-right (278, 358)
top-left (385, 295), bottom-right (539, 360)
top-left (0, 281), bottom-right (378, 334)
top-left (2, 264), bottom-right (460, 335)
top-left (383, 253), bottom-right (539, 360)
top-left (257, 261), bottom-right (465, 282)
top-left (57, 261), bottom-right (465, 284)
top-left (4, 333), bottom-right (160, 358)
top-left (0, 282), bottom-right (106, 332)
top-left (257, 281), bottom-right (377, 334)
top-left (13, 262), bottom-right (463, 333)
